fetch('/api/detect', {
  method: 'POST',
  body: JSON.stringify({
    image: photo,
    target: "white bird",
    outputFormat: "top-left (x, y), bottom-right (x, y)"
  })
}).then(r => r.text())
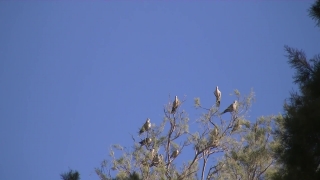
top-left (221, 100), bottom-right (238, 114)
top-left (139, 118), bottom-right (151, 135)
top-left (170, 149), bottom-right (179, 159)
top-left (171, 96), bottom-right (180, 114)
top-left (214, 86), bottom-right (221, 107)
top-left (139, 138), bottom-right (152, 146)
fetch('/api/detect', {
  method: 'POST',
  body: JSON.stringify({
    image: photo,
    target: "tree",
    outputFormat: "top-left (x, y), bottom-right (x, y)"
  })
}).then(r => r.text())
top-left (210, 115), bottom-right (279, 180)
top-left (272, 46), bottom-right (320, 180)
top-left (309, 0), bottom-right (320, 27)
top-left (96, 89), bottom-right (278, 180)
top-left (60, 169), bottom-right (80, 180)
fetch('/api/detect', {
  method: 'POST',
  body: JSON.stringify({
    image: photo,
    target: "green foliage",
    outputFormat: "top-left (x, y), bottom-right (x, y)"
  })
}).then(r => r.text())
top-left (60, 169), bottom-right (80, 180)
top-left (209, 115), bottom-right (279, 180)
top-left (96, 88), bottom-right (278, 180)
top-left (272, 46), bottom-right (320, 180)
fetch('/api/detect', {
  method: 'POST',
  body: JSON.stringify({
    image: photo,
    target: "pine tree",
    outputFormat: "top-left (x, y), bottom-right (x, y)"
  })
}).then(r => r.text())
top-left (272, 46), bottom-right (320, 180)
top-left (60, 169), bottom-right (80, 180)
top-left (309, 0), bottom-right (320, 27)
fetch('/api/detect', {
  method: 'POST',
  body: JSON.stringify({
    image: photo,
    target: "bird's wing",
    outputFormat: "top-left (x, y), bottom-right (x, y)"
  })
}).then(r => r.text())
top-left (222, 103), bottom-right (233, 114)
top-left (173, 99), bottom-right (177, 107)
top-left (143, 121), bottom-right (148, 129)
top-left (217, 90), bottom-right (221, 98)
top-left (214, 89), bottom-right (218, 97)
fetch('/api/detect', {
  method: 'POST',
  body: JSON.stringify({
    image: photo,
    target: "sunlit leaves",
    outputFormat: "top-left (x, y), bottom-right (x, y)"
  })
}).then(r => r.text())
top-left (96, 90), bottom-right (275, 180)
top-left (209, 115), bottom-right (278, 180)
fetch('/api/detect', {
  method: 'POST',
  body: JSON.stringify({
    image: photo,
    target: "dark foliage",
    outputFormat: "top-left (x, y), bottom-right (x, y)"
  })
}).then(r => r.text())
top-left (272, 46), bottom-right (320, 180)
top-left (60, 169), bottom-right (80, 180)
top-left (309, 0), bottom-right (320, 27)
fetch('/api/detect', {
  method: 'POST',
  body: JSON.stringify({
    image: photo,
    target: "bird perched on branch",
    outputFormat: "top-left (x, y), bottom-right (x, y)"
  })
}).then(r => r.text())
top-left (139, 118), bottom-right (151, 135)
top-left (171, 96), bottom-right (180, 114)
top-left (214, 86), bottom-right (221, 107)
top-left (139, 138), bottom-right (152, 147)
top-left (221, 100), bottom-right (237, 114)
top-left (150, 154), bottom-right (163, 167)
top-left (170, 149), bottom-right (179, 159)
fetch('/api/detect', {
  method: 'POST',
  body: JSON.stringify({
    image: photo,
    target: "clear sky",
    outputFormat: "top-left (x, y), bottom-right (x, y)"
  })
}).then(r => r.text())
top-left (1, 1), bottom-right (319, 180)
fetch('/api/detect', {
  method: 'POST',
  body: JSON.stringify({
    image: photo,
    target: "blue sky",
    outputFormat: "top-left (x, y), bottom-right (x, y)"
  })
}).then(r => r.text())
top-left (1, 1), bottom-right (320, 180)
